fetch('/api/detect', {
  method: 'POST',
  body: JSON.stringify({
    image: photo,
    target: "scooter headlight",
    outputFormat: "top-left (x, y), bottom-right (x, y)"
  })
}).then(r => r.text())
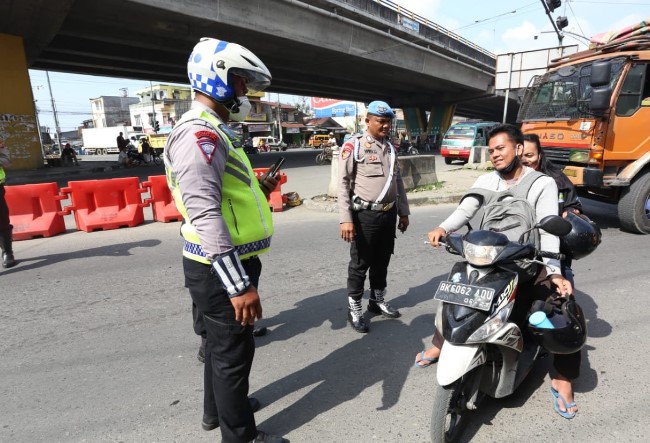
top-left (463, 241), bottom-right (504, 266)
top-left (467, 300), bottom-right (515, 343)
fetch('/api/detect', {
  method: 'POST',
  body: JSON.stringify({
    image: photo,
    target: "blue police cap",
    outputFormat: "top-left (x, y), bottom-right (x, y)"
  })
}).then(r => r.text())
top-left (367, 101), bottom-right (395, 118)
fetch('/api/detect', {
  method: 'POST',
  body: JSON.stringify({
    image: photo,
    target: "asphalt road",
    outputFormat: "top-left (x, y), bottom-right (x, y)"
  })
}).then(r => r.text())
top-left (1, 180), bottom-right (649, 443)
top-left (63, 148), bottom-right (445, 200)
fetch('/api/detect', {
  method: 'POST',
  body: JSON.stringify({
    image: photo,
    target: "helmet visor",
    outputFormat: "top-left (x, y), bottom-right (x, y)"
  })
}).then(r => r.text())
top-left (231, 68), bottom-right (271, 94)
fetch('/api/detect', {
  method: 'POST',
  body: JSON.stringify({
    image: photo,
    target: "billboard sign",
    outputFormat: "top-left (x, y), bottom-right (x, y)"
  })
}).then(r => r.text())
top-left (311, 97), bottom-right (357, 118)
top-left (495, 45), bottom-right (579, 90)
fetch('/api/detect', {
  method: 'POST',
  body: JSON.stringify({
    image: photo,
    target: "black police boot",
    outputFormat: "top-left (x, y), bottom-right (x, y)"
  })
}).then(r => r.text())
top-left (202, 397), bottom-right (262, 431)
top-left (1, 232), bottom-right (16, 269)
top-left (368, 289), bottom-right (401, 318)
top-left (347, 297), bottom-right (369, 333)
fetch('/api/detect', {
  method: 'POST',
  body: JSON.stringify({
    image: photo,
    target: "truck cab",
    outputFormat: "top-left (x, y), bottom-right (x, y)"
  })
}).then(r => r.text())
top-left (519, 26), bottom-right (650, 233)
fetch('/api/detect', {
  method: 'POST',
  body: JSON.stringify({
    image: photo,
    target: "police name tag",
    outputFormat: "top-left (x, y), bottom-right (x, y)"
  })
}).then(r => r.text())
top-left (433, 281), bottom-right (495, 311)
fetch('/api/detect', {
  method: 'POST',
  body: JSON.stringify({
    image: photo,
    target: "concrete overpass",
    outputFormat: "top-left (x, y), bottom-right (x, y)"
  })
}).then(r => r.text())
top-left (1, 0), bottom-right (517, 168)
top-left (3, 0), bottom-right (515, 115)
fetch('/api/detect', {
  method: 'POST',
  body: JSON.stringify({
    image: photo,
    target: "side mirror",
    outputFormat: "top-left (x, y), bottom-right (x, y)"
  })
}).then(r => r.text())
top-left (590, 61), bottom-right (612, 87)
top-left (590, 87), bottom-right (612, 113)
top-left (537, 215), bottom-right (572, 236)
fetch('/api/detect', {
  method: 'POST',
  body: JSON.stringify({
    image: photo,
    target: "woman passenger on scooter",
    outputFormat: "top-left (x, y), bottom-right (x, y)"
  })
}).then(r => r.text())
top-left (522, 133), bottom-right (582, 284)
top-left (417, 124), bottom-right (580, 420)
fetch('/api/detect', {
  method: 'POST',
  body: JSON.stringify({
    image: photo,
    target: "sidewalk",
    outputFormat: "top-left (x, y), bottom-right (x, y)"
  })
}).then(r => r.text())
top-left (5, 157), bottom-right (489, 209)
top-left (4, 159), bottom-right (160, 186)
top-left (302, 164), bottom-right (487, 212)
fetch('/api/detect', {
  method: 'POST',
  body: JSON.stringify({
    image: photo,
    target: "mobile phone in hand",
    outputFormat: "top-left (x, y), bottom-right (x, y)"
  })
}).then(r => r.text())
top-left (268, 157), bottom-right (285, 177)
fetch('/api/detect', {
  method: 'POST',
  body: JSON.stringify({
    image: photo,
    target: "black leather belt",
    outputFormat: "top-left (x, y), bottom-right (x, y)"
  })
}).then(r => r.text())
top-left (353, 196), bottom-right (395, 212)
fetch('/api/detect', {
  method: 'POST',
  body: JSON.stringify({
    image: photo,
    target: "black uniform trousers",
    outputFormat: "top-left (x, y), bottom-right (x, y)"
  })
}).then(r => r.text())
top-left (347, 206), bottom-right (397, 299)
top-left (192, 257), bottom-right (262, 337)
top-left (184, 256), bottom-right (262, 443)
top-left (0, 184), bottom-right (12, 236)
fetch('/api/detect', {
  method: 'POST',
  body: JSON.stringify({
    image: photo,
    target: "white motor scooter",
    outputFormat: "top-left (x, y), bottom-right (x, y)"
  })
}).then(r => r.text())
top-left (429, 216), bottom-right (571, 443)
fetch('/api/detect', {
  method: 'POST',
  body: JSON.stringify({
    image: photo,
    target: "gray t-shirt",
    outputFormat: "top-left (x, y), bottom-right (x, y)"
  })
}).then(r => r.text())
top-left (439, 166), bottom-right (562, 275)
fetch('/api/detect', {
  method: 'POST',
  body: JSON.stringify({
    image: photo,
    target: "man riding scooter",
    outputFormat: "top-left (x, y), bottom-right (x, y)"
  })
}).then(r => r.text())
top-left (420, 124), bottom-right (580, 420)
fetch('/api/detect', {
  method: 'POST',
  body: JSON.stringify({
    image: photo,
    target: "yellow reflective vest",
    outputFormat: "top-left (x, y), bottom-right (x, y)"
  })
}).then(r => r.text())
top-left (165, 109), bottom-right (273, 264)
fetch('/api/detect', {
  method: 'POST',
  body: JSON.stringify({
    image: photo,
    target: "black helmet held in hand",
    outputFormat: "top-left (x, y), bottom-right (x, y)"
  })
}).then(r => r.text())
top-left (560, 212), bottom-right (602, 260)
top-left (528, 295), bottom-right (587, 354)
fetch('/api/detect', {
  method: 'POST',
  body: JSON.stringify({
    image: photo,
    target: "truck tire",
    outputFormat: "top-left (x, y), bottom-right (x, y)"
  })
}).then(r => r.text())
top-left (618, 171), bottom-right (650, 234)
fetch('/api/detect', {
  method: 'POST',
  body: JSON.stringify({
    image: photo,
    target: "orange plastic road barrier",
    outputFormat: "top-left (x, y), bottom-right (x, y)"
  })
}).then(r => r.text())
top-left (5, 182), bottom-right (67, 241)
top-left (253, 168), bottom-right (288, 212)
top-left (60, 177), bottom-right (146, 232)
top-left (141, 175), bottom-right (182, 223)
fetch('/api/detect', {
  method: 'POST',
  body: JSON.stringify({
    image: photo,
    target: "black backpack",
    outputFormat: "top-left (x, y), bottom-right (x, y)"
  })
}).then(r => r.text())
top-left (462, 170), bottom-right (545, 280)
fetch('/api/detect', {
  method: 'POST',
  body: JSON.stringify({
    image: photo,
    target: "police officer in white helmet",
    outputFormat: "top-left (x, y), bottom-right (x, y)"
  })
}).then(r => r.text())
top-left (164, 37), bottom-right (287, 443)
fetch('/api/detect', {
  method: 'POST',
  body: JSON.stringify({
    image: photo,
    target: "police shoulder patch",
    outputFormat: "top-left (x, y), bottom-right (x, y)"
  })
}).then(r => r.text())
top-left (194, 130), bottom-right (221, 164)
top-left (341, 143), bottom-right (353, 160)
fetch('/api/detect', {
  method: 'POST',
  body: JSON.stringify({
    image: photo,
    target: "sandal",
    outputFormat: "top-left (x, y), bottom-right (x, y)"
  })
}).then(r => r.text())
top-left (550, 387), bottom-right (577, 419)
top-left (414, 350), bottom-right (439, 368)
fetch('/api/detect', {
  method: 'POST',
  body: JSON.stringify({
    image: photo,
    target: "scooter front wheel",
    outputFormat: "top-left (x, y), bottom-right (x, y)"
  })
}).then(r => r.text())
top-left (430, 367), bottom-right (481, 443)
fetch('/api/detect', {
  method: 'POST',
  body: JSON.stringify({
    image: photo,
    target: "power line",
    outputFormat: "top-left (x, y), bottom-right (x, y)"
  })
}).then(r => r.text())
top-left (565, 1), bottom-right (589, 42)
top-left (453, 2), bottom-right (540, 32)
top-left (568, 0), bottom-right (650, 3)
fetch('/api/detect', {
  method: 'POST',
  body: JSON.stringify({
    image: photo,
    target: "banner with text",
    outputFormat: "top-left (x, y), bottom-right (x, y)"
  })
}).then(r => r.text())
top-left (311, 98), bottom-right (357, 118)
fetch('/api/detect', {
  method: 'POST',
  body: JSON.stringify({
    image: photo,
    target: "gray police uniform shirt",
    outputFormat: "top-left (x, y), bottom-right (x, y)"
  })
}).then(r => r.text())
top-left (338, 131), bottom-right (410, 224)
top-left (165, 101), bottom-right (236, 261)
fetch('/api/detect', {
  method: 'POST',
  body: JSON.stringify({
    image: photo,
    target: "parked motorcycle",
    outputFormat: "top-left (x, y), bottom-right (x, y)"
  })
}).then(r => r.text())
top-left (126, 145), bottom-right (147, 165)
top-left (398, 140), bottom-right (419, 156)
top-left (243, 139), bottom-right (259, 155)
top-left (430, 215), bottom-right (571, 443)
top-left (315, 144), bottom-right (333, 165)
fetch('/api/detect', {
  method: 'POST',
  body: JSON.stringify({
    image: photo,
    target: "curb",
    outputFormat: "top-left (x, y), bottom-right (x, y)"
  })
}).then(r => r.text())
top-left (302, 192), bottom-right (466, 213)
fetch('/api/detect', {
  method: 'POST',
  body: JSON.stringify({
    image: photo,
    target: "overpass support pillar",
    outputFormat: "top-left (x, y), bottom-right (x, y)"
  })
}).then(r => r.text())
top-left (0, 34), bottom-right (43, 170)
top-left (402, 104), bottom-right (455, 140)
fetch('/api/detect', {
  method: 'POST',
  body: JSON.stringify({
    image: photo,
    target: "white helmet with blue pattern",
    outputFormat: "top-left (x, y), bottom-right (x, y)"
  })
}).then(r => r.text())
top-left (187, 38), bottom-right (271, 119)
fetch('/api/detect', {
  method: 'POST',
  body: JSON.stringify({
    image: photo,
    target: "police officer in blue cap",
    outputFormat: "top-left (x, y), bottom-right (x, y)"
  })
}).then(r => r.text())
top-left (337, 100), bottom-right (410, 333)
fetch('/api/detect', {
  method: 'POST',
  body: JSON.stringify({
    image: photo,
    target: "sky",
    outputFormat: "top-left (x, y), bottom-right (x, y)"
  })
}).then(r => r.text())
top-left (29, 0), bottom-right (649, 133)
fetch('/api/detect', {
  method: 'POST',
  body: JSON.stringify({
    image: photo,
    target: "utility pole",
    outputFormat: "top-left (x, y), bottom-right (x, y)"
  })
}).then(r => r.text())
top-left (45, 71), bottom-right (62, 147)
top-left (276, 93), bottom-right (282, 140)
top-left (540, 0), bottom-right (565, 46)
top-left (33, 100), bottom-right (46, 158)
top-left (355, 102), bottom-right (360, 133)
top-left (150, 81), bottom-right (157, 133)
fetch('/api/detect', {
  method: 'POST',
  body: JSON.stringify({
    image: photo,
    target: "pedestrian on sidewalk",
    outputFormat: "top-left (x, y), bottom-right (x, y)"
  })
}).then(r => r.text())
top-left (338, 100), bottom-right (410, 333)
top-left (0, 137), bottom-right (16, 268)
top-left (61, 143), bottom-right (79, 166)
top-left (164, 37), bottom-right (287, 443)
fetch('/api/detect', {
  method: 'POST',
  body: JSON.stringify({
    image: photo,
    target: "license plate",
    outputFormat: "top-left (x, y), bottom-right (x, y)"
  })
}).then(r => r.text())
top-left (434, 281), bottom-right (495, 311)
top-left (448, 150), bottom-right (460, 155)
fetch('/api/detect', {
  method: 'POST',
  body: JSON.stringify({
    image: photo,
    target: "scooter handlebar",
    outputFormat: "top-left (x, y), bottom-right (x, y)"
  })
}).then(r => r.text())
top-left (539, 251), bottom-right (565, 261)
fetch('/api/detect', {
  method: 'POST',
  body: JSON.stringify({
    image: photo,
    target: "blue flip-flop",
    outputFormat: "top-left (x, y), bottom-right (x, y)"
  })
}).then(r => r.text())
top-left (550, 387), bottom-right (577, 419)
top-left (414, 350), bottom-right (439, 368)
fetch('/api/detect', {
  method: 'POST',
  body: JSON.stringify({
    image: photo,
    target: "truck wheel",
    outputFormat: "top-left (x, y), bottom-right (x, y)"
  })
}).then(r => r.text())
top-left (618, 171), bottom-right (650, 234)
